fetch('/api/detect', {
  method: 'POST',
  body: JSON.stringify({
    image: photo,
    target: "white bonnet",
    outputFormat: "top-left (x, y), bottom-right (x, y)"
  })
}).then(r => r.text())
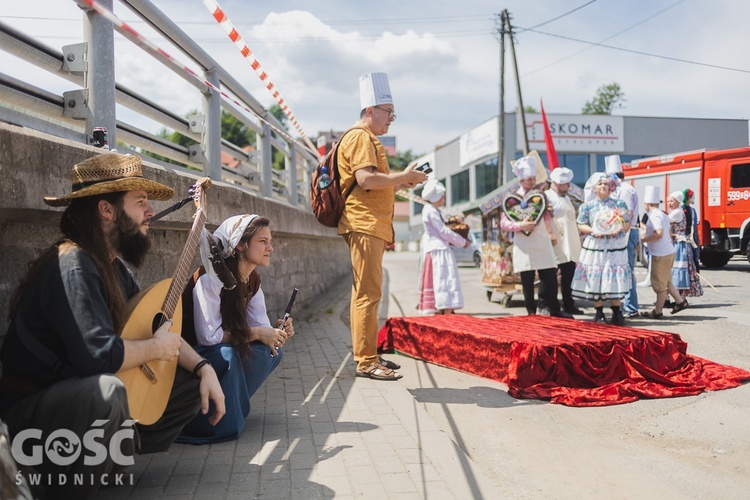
top-left (421, 179), bottom-right (446, 203)
top-left (512, 156), bottom-right (537, 181)
top-left (549, 167), bottom-right (573, 185)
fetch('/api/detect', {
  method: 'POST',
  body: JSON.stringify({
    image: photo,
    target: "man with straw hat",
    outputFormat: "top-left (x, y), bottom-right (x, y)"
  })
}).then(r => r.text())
top-left (0, 153), bottom-right (225, 498)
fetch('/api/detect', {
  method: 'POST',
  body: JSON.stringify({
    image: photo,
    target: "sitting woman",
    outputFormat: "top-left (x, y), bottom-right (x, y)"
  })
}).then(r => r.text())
top-left (177, 214), bottom-right (294, 444)
top-left (572, 172), bottom-right (632, 325)
top-left (417, 179), bottom-right (470, 315)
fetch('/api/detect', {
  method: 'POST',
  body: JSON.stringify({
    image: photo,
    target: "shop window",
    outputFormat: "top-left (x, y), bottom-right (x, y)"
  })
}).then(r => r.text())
top-left (475, 158), bottom-right (499, 197)
top-left (451, 170), bottom-right (470, 204)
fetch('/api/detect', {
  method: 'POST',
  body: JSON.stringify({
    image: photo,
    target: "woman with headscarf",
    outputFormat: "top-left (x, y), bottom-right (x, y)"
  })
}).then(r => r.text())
top-left (572, 172), bottom-right (632, 325)
top-left (667, 191), bottom-right (703, 302)
top-left (177, 214), bottom-right (294, 443)
top-left (417, 179), bottom-right (470, 314)
top-left (499, 156), bottom-right (571, 318)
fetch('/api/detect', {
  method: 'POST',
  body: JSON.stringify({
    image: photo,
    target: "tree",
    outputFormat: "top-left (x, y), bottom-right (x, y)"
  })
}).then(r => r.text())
top-left (514, 105), bottom-right (538, 113)
top-left (268, 104), bottom-right (290, 171)
top-left (388, 149), bottom-right (421, 172)
top-left (582, 82), bottom-right (626, 115)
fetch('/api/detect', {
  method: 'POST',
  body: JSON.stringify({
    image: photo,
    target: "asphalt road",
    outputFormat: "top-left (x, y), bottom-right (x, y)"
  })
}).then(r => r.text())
top-left (380, 251), bottom-right (750, 499)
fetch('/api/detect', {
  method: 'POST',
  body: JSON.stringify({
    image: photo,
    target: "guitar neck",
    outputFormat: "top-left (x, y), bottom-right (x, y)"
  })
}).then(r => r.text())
top-left (162, 208), bottom-right (206, 319)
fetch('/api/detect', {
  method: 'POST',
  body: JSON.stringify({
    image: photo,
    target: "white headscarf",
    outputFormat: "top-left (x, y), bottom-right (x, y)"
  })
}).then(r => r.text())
top-left (421, 179), bottom-right (446, 203)
top-left (583, 172), bottom-right (619, 203)
top-left (214, 214), bottom-right (259, 257)
top-left (669, 190), bottom-right (684, 204)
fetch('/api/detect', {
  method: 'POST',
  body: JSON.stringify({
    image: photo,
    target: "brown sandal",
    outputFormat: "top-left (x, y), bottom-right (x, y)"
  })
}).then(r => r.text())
top-left (671, 300), bottom-right (689, 315)
top-left (356, 363), bottom-right (403, 381)
top-left (641, 310), bottom-right (664, 319)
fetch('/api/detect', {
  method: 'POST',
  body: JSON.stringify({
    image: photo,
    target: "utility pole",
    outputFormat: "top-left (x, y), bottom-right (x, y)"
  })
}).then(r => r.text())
top-left (504, 11), bottom-right (529, 155)
top-left (497, 12), bottom-right (506, 187)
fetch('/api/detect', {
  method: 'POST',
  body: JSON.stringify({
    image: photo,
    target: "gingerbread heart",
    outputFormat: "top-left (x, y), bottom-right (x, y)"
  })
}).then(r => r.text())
top-left (502, 191), bottom-right (547, 226)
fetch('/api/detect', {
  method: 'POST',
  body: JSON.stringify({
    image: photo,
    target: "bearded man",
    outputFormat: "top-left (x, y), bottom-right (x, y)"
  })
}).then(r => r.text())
top-left (0, 153), bottom-right (224, 498)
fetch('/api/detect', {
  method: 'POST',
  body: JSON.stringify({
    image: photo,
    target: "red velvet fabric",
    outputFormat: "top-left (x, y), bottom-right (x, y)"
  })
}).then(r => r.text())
top-left (378, 315), bottom-right (750, 407)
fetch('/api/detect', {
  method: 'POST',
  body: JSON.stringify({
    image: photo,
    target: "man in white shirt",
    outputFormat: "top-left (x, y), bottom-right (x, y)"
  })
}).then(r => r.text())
top-left (639, 186), bottom-right (688, 318)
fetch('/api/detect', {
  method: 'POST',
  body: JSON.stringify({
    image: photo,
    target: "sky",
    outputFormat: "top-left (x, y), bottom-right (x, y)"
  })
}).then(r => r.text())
top-left (2, 0), bottom-right (749, 156)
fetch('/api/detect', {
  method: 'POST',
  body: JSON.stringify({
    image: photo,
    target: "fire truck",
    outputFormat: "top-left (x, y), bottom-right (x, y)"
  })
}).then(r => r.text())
top-left (623, 147), bottom-right (750, 268)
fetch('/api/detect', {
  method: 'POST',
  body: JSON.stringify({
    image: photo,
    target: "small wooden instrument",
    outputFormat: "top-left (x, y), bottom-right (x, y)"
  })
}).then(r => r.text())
top-left (116, 178), bottom-right (210, 425)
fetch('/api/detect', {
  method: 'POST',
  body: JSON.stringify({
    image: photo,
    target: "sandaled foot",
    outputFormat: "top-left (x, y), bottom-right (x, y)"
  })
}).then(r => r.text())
top-left (378, 356), bottom-right (401, 370)
top-left (356, 363), bottom-right (403, 381)
top-left (641, 310), bottom-right (664, 319)
top-left (671, 300), bottom-right (689, 315)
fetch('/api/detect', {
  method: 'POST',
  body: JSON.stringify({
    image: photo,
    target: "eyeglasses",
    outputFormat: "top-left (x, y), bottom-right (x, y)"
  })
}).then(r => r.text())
top-left (374, 106), bottom-right (396, 121)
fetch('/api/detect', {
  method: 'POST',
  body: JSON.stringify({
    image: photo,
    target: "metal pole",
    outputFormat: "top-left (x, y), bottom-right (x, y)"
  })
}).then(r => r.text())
top-left (505, 12), bottom-right (529, 155)
top-left (203, 68), bottom-right (222, 180)
top-left (287, 143), bottom-right (298, 206)
top-left (497, 11), bottom-right (506, 187)
top-left (260, 122), bottom-right (273, 197)
top-left (83, 0), bottom-right (117, 146)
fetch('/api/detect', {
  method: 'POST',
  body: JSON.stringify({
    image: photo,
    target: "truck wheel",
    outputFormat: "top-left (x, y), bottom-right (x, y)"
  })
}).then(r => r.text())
top-left (701, 251), bottom-right (731, 268)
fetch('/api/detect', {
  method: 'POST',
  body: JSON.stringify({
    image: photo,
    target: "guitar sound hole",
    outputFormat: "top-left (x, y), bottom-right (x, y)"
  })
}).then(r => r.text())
top-left (152, 312), bottom-right (167, 334)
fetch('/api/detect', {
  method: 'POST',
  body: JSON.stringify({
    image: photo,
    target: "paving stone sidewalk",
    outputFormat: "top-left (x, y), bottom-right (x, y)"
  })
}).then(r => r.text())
top-left (95, 277), bottom-right (497, 499)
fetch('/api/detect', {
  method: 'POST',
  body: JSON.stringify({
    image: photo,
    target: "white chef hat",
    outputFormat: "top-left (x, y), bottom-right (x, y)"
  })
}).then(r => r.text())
top-left (604, 155), bottom-right (623, 175)
top-left (549, 167), bottom-right (573, 185)
top-left (644, 186), bottom-right (661, 205)
top-left (511, 155), bottom-right (537, 181)
top-left (421, 179), bottom-right (446, 203)
top-left (359, 72), bottom-right (393, 110)
top-left (213, 214), bottom-right (259, 257)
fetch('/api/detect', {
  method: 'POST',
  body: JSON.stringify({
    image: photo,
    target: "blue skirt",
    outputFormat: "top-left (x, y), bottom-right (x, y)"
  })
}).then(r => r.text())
top-left (671, 241), bottom-right (691, 290)
top-left (175, 341), bottom-right (282, 444)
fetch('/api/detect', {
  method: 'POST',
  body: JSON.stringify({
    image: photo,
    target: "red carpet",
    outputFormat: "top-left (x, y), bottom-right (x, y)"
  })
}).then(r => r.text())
top-left (377, 315), bottom-right (750, 407)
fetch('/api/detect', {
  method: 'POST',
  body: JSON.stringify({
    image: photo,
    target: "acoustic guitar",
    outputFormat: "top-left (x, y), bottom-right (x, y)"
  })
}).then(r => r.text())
top-left (116, 178), bottom-right (210, 425)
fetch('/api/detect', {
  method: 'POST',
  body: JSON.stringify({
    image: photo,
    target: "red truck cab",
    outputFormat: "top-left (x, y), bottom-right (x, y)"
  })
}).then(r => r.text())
top-left (624, 147), bottom-right (750, 268)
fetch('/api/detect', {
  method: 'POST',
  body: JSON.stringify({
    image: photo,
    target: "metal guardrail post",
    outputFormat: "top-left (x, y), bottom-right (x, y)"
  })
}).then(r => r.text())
top-left (260, 122), bottom-right (273, 197)
top-left (82, 0), bottom-right (117, 147)
top-left (202, 68), bottom-right (222, 180)
top-left (287, 144), bottom-right (298, 206)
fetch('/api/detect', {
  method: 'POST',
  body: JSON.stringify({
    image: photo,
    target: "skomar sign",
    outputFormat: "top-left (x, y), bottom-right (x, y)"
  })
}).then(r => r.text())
top-left (521, 113), bottom-right (624, 153)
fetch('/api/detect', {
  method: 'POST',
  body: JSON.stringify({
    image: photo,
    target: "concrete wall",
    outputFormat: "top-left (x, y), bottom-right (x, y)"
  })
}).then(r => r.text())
top-left (0, 122), bottom-right (351, 341)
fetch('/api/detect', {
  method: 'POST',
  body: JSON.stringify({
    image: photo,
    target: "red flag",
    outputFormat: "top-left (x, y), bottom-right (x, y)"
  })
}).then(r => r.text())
top-left (541, 100), bottom-right (560, 170)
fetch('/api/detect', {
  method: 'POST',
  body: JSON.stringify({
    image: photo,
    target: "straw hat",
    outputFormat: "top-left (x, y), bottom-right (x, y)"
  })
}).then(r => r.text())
top-left (44, 153), bottom-right (174, 207)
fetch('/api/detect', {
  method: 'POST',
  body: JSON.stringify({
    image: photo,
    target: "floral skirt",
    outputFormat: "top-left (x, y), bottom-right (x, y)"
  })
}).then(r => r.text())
top-left (572, 233), bottom-right (632, 301)
top-left (673, 241), bottom-right (704, 298)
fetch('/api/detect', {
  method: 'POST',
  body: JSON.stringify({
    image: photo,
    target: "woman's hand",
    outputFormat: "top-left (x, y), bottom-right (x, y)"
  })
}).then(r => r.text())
top-left (275, 317), bottom-right (295, 339)
top-left (519, 221), bottom-right (536, 233)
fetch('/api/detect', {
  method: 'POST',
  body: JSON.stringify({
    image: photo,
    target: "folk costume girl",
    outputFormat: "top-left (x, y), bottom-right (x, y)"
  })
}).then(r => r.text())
top-left (177, 214), bottom-right (294, 444)
top-left (572, 172), bottom-right (632, 325)
top-left (417, 179), bottom-right (470, 315)
top-left (667, 191), bottom-right (703, 299)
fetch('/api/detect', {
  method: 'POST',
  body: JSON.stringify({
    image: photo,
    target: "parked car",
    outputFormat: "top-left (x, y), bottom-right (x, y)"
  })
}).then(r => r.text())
top-left (453, 230), bottom-right (482, 267)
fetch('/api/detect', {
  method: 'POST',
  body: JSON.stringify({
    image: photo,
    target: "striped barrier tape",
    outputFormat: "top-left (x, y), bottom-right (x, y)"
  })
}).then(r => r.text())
top-left (72, 0), bottom-right (318, 160)
top-left (202, 0), bottom-right (318, 158)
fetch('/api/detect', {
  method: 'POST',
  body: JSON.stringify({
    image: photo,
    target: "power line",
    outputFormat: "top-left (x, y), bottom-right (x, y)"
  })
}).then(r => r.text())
top-left (518, 0), bottom-right (598, 33)
top-left (523, 0), bottom-right (688, 76)
top-left (523, 27), bottom-right (750, 75)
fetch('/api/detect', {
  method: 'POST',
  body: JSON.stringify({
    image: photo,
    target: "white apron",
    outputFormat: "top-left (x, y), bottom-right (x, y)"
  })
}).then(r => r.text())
top-left (549, 195), bottom-right (582, 265)
top-left (512, 220), bottom-right (557, 272)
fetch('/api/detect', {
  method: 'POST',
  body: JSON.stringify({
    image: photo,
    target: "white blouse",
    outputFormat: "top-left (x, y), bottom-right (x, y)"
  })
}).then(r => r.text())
top-left (192, 273), bottom-right (272, 346)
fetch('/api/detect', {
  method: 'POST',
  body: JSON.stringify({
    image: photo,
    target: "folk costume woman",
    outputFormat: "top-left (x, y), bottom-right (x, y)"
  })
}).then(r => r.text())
top-left (667, 191), bottom-right (703, 300)
top-left (417, 179), bottom-right (470, 315)
top-left (499, 156), bottom-right (569, 317)
top-left (177, 214), bottom-right (294, 444)
top-left (682, 188), bottom-right (701, 267)
top-left (572, 172), bottom-right (632, 325)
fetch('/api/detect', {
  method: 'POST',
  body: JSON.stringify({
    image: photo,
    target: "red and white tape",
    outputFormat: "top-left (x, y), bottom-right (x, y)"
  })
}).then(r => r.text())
top-left (202, 0), bottom-right (318, 157)
top-left (72, 0), bottom-right (318, 159)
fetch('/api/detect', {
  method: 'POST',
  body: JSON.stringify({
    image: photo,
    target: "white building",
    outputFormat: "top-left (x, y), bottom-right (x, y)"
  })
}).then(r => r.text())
top-left (408, 112), bottom-right (749, 235)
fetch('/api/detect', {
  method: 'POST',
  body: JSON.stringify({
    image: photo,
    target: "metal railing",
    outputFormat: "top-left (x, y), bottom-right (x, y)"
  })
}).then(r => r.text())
top-left (0, 0), bottom-right (318, 207)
